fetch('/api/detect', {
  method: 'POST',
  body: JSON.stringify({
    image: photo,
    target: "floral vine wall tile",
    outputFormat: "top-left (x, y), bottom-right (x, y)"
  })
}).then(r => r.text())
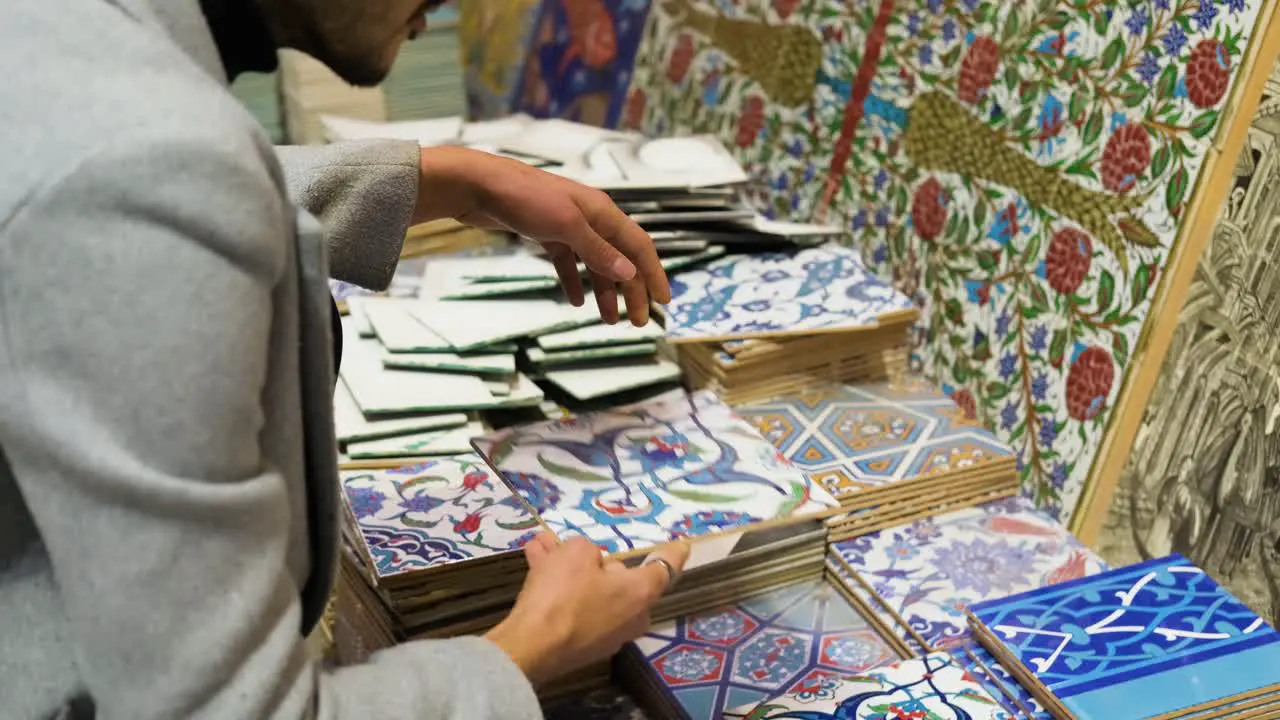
top-left (513, 0), bottom-right (654, 128)
top-left (626, 0), bottom-right (1265, 522)
top-left (721, 652), bottom-right (1011, 720)
top-left (831, 497), bottom-right (1108, 649)
top-left (951, 642), bottom-right (1054, 720)
top-left (458, 0), bottom-right (540, 120)
top-left (970, 554), bottom-right (1280, 720)
top-left (736, 378), bottom-right (1015, 499)
top-left (472, 389), bottom-right (839, 555)
top-left (633, 579), bottom-right (901, 719)
top-left (339, 454), bottom-right (541, 579)
top-left (661, 243), bottom-right (915, 342)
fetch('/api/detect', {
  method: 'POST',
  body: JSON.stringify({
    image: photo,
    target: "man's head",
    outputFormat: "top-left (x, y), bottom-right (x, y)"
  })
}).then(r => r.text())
top-left (260, 0), bottom-right (447, 86)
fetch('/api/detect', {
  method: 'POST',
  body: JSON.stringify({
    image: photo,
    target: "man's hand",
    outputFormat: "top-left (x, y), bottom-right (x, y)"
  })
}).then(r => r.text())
top-left (483, 533), bottom-right (690, 687)
top-left (415, 146), bottom-right (670, 326)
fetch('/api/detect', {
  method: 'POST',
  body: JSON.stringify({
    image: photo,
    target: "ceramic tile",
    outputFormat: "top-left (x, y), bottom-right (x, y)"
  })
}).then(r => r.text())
top-left (333, 379), bottom-right (469, 445)
top-left (339, 326), bottom-right (501, 414)
top-left (970, 554), bottom-right (1280, 719)
top-left (591, 135), bottom-right (749, 190)
top-left (457, 0), bottom-right (539, 120)
top-left (420, 254), bottom-right (560, 300)
top-left (626, 0), bottom-right (1264, 523)
top-left (737, 379), bottom-right (1016, 499)
top-left (721, 652), bottom-right (1010, 720)
top-left (832, 498), bottom-right (1108, 650)
top-left (491, 372), bottom-right (546, 408)
top-left (339, 454), bottom-right (540, 579)
top-left (496, 118), bottom-right (636, 164)
top-left (472, 390), bottom-right (838, 555)
top-left (362, 299), bottom-right (455, 353)
top-left (657, 245), bottom-right (726, 273)
top-left (409, 298), bottom-right (603, 351)
top-left (382, 351), bottom-right (516, 376)
top-left (346, 421), bottom-right (487, 460)
top-left (661, 243), bottom-right (913, 341)
top-left (635, 579), bottom-right (900, 719)
top-left (950, 643), bottom-right (1053, 720)
top-left (543, 357), bottom-right (682, 401)
top-left (345, 297), bottom-right (375, 338)
top-left (512, 0), bottom-right (652, 129)
top-left (536, 320), bottom-right (665, 350)
top-left (526, 342), bottom-right (657, 367)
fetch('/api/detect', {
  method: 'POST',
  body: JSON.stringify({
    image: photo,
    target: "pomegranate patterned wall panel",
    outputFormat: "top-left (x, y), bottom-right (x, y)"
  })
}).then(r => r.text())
top-left (625, 0), bottom-right (1266, 522)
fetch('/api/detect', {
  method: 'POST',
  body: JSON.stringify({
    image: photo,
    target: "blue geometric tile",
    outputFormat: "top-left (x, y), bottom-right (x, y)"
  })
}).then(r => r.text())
top-left (970, 554), bottom-right (1280, 719)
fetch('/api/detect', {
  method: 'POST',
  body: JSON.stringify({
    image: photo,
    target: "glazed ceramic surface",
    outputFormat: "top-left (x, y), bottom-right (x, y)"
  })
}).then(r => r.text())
top-left (722, 652), bottom-right (1011, 720)
top-left (832, 498), bottom-right (1107, 649)
top-left (950, 643), bottom-right (1052, 720)
top-left (661, 243), bottom-right (913, 341)
top-left (626, 0), bottom-right (1265, 522)
top-left (737, 378), bottom-right (1014, 498)
top-left (970, 553), bottom-right (1280, 719)
top-left (473, 390), bottom-right (838, 554)
top-left (339, 454), bottom-right (540, 578)
top-left (635, 579), bottom-right (900, 719)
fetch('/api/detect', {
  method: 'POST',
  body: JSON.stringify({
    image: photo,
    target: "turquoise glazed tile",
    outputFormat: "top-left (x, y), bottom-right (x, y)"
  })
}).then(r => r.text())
top-left (970, 554), bottom-right (1280, 719)
top-left (633, 579), bottom-right (900, 720)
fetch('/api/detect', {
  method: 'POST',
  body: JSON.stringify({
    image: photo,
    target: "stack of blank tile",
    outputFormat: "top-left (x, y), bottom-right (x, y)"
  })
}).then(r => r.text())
top-left (331, 455), bottom-right (608, 699)
top-left (736, 378), bottom-right (1019, 541)
top-left (968, 553), bottom-right (1280, 720)
top-left (659, 243), bottom-right (918, 405)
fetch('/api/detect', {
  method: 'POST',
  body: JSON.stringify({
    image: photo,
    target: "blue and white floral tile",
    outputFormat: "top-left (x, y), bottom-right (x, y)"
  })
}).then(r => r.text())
top-left (660, 243), bottom-right (914, 342)
top-left (737, 378), bottom-right (1015, 500)
top-left (970, 554), bottom-right (1280, 720)
top-left (830, 497), bottom-right (1107, 650)
top-left (633, 579), bottom-right (901, 720)
top-left (339, 454), bottom-right (541, 579)
top-left (473, 390), bottom-right (839, 556)
top-left (720, 652), bottom-right (1012, 720)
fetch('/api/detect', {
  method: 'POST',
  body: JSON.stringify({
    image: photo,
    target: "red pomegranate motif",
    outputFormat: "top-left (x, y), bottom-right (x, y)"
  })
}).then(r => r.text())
top-left (1100, 123), bottom-right (1151, 194)
top-left (667, 34), bottom-right (695, 84)
top-left (1045, 227), bottom-right (1093, 296)
top-left (737, 95), bottom-right (766, 148)
top-left (1186, 39), bottom-right (1231, 109)
top-left (624, 88), bottom-right (647, 129)
top-left (773, 0), bottom-right (802, 19)
top-left (951, 389), bottom-right (977, 420)
top-left (1065, 347), bottom-right (1115, 421)
top-left (958, 37), bottom-right (1000, 105)
top-left (911, 177), bottom-right (948, 241)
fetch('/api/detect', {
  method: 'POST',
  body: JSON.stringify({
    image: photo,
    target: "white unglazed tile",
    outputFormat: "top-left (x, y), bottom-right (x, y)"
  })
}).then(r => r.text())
top-left (333, 379), bottom-right (469, 444)
top-left (382, 351), bottom-right (516, 375)
top-left (362, 298), bottom-right (454, 353)
top-left (543, 358), bottom-right (682, 401)
top-left (536, 320), bottom-right (665, 350)
top-left (346, 421), bottom-right (487, 459)
top-left (409, 299), bottom-right (603, 351)
top-left (346, 296), bottom-right (376, 338)
top-left (339, 327), bottom-right (499, 414)
top-left (526, 342), bottom-right (657, 367)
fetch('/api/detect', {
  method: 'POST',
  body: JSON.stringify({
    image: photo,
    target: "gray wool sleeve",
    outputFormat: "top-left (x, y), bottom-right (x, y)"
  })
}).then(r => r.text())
top-left (0, 126), bottom-right (541, 720)
top-left (274, 139), bottom-right (421, 291)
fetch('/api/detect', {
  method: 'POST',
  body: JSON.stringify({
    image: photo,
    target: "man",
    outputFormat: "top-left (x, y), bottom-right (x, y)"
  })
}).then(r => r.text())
top-left (0, 0), bottom-right (688, 717)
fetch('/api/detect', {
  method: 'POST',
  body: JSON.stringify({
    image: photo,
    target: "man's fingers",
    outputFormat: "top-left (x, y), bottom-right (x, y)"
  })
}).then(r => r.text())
top-left (548, 246), bottom-right (585, 306)
top-left (620, 276), bottom-right (650, 327)
top-left (637, 541), bottom-right (691, 601)
top-left (590, 271), bottom-right (620, 324)
top-left (565, 211), bottom-right (637, 283)
top-left (523, 533), bottom-right (552, 568)
top-left (578, 196), bottom-right (670, 305)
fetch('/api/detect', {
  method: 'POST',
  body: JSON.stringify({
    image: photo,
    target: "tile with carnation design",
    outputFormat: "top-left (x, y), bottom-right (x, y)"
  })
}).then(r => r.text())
top-left (736, 377), bottom-right (1015, 499)
top-left (339, 454), bottom-right (541, 578)
top-left (473, 390), bottom-right (838, 555)
top-left (831, 497), bottom-right (1107, 649)
top-left (634, 579), bottom-right (902, 720)
top-left (625, 0), bottom-right (1265, 523)
top-left (721, 652), bottom-right (1012, 720)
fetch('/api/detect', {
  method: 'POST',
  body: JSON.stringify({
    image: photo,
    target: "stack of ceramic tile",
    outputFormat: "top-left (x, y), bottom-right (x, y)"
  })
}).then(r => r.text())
top-left (278, 49), bottom-right (388, 144)
top-left (968, 553), bottom-right (1280, 720)
top-left (331, 454), bottom-right (609, 698)
top-left (381, 7), bottom-right (465, 121)
top-left (717, 652), bottom-right (1013, 720)
top-left (736, 377), bottom-right (1019, 541)
top-left (617, 577), bottom-right (907, 720)
top-left (658, 243), bottom-right (917, 406)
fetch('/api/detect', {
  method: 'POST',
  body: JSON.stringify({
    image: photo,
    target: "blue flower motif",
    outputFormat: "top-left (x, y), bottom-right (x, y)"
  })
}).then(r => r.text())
top-left (999, 351), bottom-right (1017, 380)
top-left (502, 472), bottom-right (562, 513)
top-left (874, 207), bottom-right (890, 227)
top-left (886, 537), bottom-right (919, 561)
top-left (668, 510), bottom-right (759, 538)
top-left (1125, 7), bottom-right (1148, 36)
top-left (942, 18), bottom-right (957, 42)
top-left (1193, 0), bottom-right (1217, 30)
top-left (995, 311), bottom-right (1012, 339)
top-left (1163, 23), bottom-right (1188, 56)
top-left (872, 243), bottom-right (889, 264)
top-left (788, 139), bottom-right (804, 158)
top-left (1001, 401), bottom-right (1018, 431)
top-left (628, 432), bottom-right (696, 471)
top-left (1227, 0), bottom-right (1246, 11)
top-left (1032, 372), bottom-right (1049, 401)
top-left (1137, 53), bottom-right (1160, 84)
top-left (874, 168), bottom-right (889, 191)
top-left (851, 209), bottom-right (868, 230)
top-left (1029, 324), bottom-right (1049, 353)
top-left (1039, 418), bottom-right (1058, 449)
top-left (919, 43), bottom-right (933, 65)
top-left (1154, 0), bottom-right (1170, 9)
top-left (803, 163), bottom-right (816, 183)
top-left (908, 14), bottom-right (921, 35)
top-left (972, 329), bottom-right (988, 351)
top-left (1050, 462), bottom-right (1069, 490)
top-left (400, 492), bottom-right (444, 515)
top-left (962, 0), bottom-right (978, 10)
top-left (927, 0), bottom-right (943, 12)
top-left (345, 486), bottom-right (387, 519)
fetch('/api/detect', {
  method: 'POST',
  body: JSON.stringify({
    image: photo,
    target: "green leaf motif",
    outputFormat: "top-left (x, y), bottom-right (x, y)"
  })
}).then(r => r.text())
top-left (1082, 109), bottom-right (1104, 146)
top-left (1122, 82), bottom-right (1148, 109)
top-left (1113, 332), bottom-right (1131, 367)
top-left (1096, 270), bottom-right (1116, 311)
top-left (1131, 263), bottom-right (1153, 305)
top-left (1100, 36), bottom-right (1125, 71)
top-left (1150, 145), bottom-right (1172, 178)
top-left (944, 298), bottom-right (965, 325)
top-left (987, 381), bottom-right (1012, 401)
top-left (1049, 329), bottom-right (1068, 368)
top-left (1190, 109), bottom-right (1220, 140)
top-left (976, 249), bottom-right (999, 272)
top-left (667, 487), bottom-right (747, 504)
top-left (1165, 166), bottom-right (1189, 214)
top-left (1156, 64), bottom-right (1178, 100)
top-left (536, 454), bottom-right (611, 483)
